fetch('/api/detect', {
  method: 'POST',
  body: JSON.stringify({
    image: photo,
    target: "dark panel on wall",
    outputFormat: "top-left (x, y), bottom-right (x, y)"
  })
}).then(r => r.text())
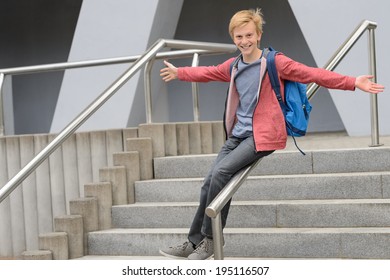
top-left (0, 0), bottom-right (83, 134)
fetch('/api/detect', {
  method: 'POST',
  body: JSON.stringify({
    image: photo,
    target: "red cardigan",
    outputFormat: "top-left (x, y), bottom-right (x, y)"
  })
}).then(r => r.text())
top-left (177, 53), bottom-right (356, 152)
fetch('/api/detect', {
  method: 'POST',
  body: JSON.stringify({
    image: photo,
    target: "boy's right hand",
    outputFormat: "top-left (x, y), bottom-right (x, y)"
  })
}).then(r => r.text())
top-left (160, 60), bottom-right (178, 82)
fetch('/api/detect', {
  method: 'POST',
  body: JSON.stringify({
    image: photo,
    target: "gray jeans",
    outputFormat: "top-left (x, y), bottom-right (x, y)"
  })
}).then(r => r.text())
top-left (188, 135), bottom-right (274, 246)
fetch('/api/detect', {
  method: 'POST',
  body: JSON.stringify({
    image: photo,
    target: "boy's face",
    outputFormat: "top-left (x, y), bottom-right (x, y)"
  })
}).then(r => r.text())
top-left (232, 21), bottom-right (261, 57)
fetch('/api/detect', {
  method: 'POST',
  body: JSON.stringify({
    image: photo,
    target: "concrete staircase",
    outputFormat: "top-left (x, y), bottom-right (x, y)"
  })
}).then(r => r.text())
top-left (4, 122), bottom-right (388, 260)
top-left (86, 146), bottom-right (390, 259)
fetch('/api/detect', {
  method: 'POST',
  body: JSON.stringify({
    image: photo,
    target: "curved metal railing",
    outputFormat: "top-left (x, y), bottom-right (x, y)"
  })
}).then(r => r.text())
top-left (0, 40), bottom-right (237, 135)
top-left (306, 20), bottom-right (380, 146)
top-left (0, 39), bottom-right (237, 203)
top-left (206, 19), bottom-right (379, 260)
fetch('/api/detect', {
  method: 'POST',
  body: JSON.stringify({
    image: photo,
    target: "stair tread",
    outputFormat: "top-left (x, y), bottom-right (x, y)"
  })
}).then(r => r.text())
top-left (90, 227), bottom-right (390, 234)
top-left (156, 146), bottom-right (390, 158)
top-left (113, 198), bottom-right (390, 208)
top-left (139, 171), bottom-right (390, 182)
top-left (76, 255), bottom-right (275, 260)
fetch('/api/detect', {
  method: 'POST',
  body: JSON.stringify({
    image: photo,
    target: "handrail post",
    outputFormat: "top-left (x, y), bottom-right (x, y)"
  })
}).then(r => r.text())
top-left (211, 213), bottom-right (224, 260)
top-left (191, 53), bottom-right (200, 122)
top-left (206, 158), bottom-right (263, 260)
top-left (368, 28), bottom-right (382, 147)
top-left (0, 73), bottom-right (4, 136)
top-left (144, 58), bottom-right (155, 124)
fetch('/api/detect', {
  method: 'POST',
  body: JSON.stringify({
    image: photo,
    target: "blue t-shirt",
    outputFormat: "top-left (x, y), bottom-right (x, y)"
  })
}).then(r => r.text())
top-left (232, 57), bottom-right (261, 138)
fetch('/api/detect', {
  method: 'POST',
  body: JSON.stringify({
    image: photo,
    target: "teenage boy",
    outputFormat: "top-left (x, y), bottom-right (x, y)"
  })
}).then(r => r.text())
top-left (159, 9), bottom-right (384, 260)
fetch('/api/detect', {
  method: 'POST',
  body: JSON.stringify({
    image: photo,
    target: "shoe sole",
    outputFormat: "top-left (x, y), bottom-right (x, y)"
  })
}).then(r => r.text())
top-left (159, 249), bottom-right (192, 260)
top-left (187, 253), bottom-right (214, 260)
top-left (187, 243), bottom-right (224, 260)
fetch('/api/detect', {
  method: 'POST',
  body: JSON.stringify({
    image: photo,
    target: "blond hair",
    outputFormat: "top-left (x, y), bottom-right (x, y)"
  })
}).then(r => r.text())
top-left (228, 8), bottom-right (265, 39)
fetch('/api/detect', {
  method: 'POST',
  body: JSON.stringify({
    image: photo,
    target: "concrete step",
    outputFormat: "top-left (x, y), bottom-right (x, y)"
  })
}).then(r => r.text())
top-left (111, 199), bottom-right (390, 228)
top-left (76, 255), bottom-right (264, 260)
top-left (87, 227), bottom-right (390, 259)
top-left (153, 147), bottom-right (390, 179)
top-left (135, 172), bottom-right (390, 202)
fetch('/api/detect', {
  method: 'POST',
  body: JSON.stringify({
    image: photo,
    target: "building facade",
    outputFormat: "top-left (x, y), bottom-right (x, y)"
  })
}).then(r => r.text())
top-left (1, 0), bottom-right (389, 136)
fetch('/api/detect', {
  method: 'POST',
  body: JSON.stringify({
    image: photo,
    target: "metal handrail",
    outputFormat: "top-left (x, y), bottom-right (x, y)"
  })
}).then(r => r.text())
top-left (0, 42), bottom-right (237, 134)
top-left (0, 49), bottom-right (219, 75)
top-left (206, 19), bottom-right (379, 260)
top-left (306, 20), bottom-right (380, 147)
top-left (205, 159), bottom-right (263, 259)
top-left (0, 73), bottom-right (4, 136)
top-left (0, 39), bottom-right (237, 203)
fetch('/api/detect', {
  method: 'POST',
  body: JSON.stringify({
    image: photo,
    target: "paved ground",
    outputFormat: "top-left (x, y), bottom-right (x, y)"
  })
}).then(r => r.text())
top-left (283, 131), bottom-right (390, 152)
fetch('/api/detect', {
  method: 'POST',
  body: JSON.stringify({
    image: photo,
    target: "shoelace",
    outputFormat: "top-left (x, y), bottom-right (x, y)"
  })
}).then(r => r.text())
top-left (194, 239), bottom-right (212, 253)
top-left (170, 241), bottom-right (189, 250)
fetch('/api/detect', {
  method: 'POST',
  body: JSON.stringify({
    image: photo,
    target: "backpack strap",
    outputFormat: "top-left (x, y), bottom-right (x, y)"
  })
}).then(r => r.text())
top-left (266, 49), bottom-right (287, 116)
top-left (265, 48), bottom-right (306, 155)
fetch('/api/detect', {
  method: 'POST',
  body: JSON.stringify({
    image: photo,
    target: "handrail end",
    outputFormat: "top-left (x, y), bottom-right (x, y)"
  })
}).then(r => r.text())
top-left (205, 207), bottom-right (217, 218)
top-left (362, 19), bottom-right (378, 29)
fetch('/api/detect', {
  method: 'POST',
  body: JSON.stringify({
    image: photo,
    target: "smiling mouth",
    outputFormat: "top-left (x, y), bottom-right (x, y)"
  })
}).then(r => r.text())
top-left (240, 45), bottom-right (252, 50)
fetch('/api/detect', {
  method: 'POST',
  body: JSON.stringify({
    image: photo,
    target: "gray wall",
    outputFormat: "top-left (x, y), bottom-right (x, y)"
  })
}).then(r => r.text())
top-left (0, 0), bottom-right (82, 134)
top-left (1, 0), bottom-right (389, 136)
top-left (50, 0), bottom-right (184, 133)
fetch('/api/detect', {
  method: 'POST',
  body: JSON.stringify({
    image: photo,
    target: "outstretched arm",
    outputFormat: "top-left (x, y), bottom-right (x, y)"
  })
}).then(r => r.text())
top-left (160, 60), bottom-right (178, 82)
top-left (355, 75), bottom-right (385, 94)
top-left (275, 54), bottom-right (385, 93)
top-left (160, 58), bottom-right (233, 83)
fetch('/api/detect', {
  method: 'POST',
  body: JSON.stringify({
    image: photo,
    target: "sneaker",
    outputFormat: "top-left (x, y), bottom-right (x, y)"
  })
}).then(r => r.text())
top-left (159, 240), bottom-right (195, 259)
top-left (187, 237), bottom-right (214, 260)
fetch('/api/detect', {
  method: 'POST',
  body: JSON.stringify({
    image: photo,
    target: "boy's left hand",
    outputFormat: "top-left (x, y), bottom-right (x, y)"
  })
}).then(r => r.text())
top-left (355, 75), bottom-right (385, 94)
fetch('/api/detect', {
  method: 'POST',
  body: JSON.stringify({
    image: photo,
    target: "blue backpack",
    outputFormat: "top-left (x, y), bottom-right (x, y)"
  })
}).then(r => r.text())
top-left (266, 48), bottom-right (312, 155)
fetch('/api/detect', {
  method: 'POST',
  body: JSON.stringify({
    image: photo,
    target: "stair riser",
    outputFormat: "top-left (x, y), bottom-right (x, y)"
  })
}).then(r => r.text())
top-left (153, 153), bottom-right (311, 179)
top-left (112, 202), bottom-right (390, 228)
top-left (88, 231), bottom-right (187, 257)
top-left (88, 231), bottom-right (390, 259)
top-left (135, 174), bottom-right (389, 202)
top-left (278, 203), bottom-right (390, 227)
top-left (153, 148), bottom-right (390, 179)
top-left (227, 232), bottom-right (390, 259)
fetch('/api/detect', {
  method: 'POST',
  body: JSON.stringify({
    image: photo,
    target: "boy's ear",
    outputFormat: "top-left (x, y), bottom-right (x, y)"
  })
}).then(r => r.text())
top-left (257, 32), bottom-right (262, 47)
top-left (257, 32), bottom-right (262, 42)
